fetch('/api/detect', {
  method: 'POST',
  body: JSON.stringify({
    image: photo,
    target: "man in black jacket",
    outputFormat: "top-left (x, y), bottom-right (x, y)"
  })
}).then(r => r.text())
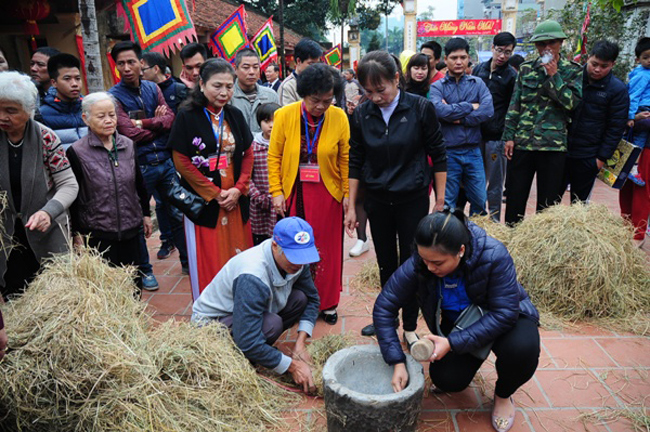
top-left (565, 40), bottom-right (629, 203)
top-left (473, 32), bottom-right (518, 222)
top-left (142, 52), bottom-right (188, 114)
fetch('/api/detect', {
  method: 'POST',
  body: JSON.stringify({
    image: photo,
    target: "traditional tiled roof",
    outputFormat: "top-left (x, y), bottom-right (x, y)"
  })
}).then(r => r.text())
top-left (189, 0), bottom-right (303, 48)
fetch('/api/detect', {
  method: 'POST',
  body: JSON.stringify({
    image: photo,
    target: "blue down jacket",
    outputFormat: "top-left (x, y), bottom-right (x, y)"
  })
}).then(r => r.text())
top-left (373, 222), bottom-right (539, 366)
top-left (39, 89), bottom-right (88, 150)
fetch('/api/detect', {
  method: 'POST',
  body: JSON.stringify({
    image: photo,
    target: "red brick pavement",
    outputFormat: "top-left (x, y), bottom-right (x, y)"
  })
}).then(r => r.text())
top-left (145, 180), bottom-right (650, 432)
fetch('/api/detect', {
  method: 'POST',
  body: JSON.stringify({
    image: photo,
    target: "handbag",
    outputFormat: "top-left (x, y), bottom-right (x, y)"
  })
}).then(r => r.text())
top-left (165, 180), bottom-right (207, 222)
top-left (435, 286), bottom-right (494, 361)
top-left (597, 132), bottom-right (642, 189)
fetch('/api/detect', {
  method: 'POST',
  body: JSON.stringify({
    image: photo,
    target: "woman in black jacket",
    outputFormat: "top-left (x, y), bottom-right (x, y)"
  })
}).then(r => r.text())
top-left (169, 59), bottom-right (254, 301)
top-left (344, 51), bottom-right (447, 342)
top-left (404, 53), bottom-right (432, 98)
top-left (374, 210), bottom-right (540, 432)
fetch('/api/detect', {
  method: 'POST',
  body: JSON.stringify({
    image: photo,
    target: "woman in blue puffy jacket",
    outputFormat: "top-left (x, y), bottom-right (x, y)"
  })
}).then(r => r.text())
top-left (373, 210), bottom-right (540, 432)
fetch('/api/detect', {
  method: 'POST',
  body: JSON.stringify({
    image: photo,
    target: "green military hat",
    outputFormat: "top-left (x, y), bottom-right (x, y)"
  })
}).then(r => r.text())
top-left (529, 20), bottom-right (568, 42)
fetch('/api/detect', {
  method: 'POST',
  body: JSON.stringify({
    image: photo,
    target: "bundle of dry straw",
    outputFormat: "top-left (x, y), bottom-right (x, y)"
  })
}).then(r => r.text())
top-left (0, 191), bottom-right (12, 254)
top-left (478, 204), bottom-right (650, 326)
top-left (0, 249), bottom-right (296, 431)
top-left (306, 333), bottom-right (356, 396)
top-left (263, 333), bottom-right (356, 398)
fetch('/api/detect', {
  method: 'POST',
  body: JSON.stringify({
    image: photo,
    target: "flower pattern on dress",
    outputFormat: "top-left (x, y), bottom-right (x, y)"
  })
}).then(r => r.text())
top-left (191, 155), bottom-right (209, 168)
top-left (192, 136), bottom-right (207, 151)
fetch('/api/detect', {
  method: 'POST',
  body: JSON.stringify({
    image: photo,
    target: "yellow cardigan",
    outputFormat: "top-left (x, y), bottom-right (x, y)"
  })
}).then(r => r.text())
top-left (268, 101), bottom-right (350, 202)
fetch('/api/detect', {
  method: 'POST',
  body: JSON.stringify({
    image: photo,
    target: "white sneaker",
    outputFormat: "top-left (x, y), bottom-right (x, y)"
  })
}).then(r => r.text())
top-left (349, 239), bottom-right (369, 257)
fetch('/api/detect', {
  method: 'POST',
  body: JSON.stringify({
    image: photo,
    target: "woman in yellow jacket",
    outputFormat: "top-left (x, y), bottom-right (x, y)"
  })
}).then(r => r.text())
top-left (268, 64), bottom-right (350, 325)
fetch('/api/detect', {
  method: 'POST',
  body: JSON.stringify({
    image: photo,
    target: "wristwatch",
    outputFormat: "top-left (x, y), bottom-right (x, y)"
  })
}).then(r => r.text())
top-left (135, 120), bottom-right (143, 128)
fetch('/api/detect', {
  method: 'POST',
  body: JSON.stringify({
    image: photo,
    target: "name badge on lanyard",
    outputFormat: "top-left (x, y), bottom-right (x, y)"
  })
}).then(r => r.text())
top-left (300, 108), bottom-right (323, 183)
top-left (204, 108), bottom-right (226, 172)
top-left (209, 154), bottom-right (228, 171)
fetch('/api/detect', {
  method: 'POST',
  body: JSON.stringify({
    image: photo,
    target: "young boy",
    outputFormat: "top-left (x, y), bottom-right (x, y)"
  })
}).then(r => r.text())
top-left (627, 37), bottom-right (650, 185)
top-left (250, 103), bottom-right (281, 245)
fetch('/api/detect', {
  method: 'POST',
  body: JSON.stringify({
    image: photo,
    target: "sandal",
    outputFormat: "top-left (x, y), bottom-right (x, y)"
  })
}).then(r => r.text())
top-left (491, 396), bottom-right (515, 432)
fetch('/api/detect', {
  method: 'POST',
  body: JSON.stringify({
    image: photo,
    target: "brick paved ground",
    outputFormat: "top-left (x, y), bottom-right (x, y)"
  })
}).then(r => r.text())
top-left (144, 180), bottom-right (649, 432)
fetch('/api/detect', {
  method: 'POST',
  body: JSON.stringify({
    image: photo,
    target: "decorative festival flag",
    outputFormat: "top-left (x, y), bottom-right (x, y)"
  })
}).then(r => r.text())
top-left (117, 0), bottom-right (197, 56)
top-left (324, 44), bottom-right (342, 68)
top-left (74, 34), bottom-right (88, 92)
top-left (573, 1), bottom-right (591, 62)
top-left (251, 17), bottom-right (277, 71)
top-left (209, 5), bottom-right (250, 63)
top-left (106, 50), bottom-right (121, 84)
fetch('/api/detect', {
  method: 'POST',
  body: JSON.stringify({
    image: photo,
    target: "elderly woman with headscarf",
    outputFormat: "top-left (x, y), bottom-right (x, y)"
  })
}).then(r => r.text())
top-left (66, 92), bottom-right (152, 291)
top-left (0, 71), bottom-right (79, 301)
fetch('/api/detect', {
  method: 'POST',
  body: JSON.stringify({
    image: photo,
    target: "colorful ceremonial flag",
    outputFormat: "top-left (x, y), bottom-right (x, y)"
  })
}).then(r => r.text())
top-left (324, 44), bottom-right (342, 68)
top-left (209, 5), bottom-right (250, 63)
top-left (251, 17), bottom-right (277, 71)
top-left (106, 50), bottom-right (121, 84)
top-left (573, 2), bottom-right (591, 62)
top-left (75, 34), bottom-right (88, 92)
top-left (117, 0), bottom-right (197, 56)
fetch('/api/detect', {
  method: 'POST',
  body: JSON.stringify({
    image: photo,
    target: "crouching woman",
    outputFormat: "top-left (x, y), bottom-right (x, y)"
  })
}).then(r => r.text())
top-left (373, 210), bottom-right (540, 432)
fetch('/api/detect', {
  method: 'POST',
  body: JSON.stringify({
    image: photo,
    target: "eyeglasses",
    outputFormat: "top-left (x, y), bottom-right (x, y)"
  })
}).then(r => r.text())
top-left (494, 47), bottom-right (513, 57)
top-left (534, 39), bottom-right (561, 48)
top-left (141, 66), bottom-right (153, 72)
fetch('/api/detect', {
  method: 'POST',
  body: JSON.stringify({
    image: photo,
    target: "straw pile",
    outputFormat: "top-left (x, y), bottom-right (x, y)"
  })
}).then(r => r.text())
top-left (476, 204), bottom-right (650, 325)
top-left (0, 248), bottom-right (295, 431)
top-left (350, 260), bottom-right (381, 294)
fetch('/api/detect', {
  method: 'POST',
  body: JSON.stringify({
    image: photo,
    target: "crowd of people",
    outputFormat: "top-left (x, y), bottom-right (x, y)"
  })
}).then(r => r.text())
top-left (1, 19), bottom-right (650, 432)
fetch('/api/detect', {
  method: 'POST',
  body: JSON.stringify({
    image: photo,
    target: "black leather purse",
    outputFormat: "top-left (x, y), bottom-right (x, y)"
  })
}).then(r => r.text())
top-left (435, 283), bottom-right (494, 361)
top-left (165, 181), bottom-right (207, 223)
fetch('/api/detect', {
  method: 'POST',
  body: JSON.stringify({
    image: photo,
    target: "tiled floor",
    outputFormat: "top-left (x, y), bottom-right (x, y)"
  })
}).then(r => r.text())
top-left (144, 180), bottom-right (650, 432)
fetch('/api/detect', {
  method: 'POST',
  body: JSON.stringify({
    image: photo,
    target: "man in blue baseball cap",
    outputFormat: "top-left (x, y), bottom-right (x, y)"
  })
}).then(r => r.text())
top-left (191, 217), bottom-right (321, 393)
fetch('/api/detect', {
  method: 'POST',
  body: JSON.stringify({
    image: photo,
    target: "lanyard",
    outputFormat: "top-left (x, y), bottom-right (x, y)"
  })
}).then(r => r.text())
top-left (107, 136), bottom-right (119, 167)
top-left (301, 104), bottom-right (324, 157)
top-left (203, 108), bottom-right (224, 154)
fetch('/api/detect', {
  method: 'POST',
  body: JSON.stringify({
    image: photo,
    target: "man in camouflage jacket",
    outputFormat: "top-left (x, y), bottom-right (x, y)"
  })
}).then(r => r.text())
top-left (502, 20), bottom-right (582, 225)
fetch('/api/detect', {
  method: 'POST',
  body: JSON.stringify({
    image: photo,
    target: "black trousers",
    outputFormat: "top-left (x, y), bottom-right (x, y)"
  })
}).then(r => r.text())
top-left (562, 156), bottom-right (600, 203)
top-left (505, 150), bottom-right (567, 225)
top-left (1, 221), bottom-right (41, 301)
top-left (429, 316), bottom-right (540, 398)
top-left (365, 189), bottom-right (429, 331)
top-left (88, 233), bottom-right (143, 293)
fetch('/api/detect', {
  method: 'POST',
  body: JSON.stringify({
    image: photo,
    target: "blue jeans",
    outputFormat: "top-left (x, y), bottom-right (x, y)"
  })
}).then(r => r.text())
top-left (445, 147), bottom-right (487, 216)
top-left (153, 189), bottom-right (172, 244)
top-left (138, 159), bottom-right (188, 270)
top-left (483, 140), bottom-right (506, 222)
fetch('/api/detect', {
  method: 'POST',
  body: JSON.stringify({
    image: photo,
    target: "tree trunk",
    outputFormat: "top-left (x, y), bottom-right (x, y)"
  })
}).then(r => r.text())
top-left (279, 0), bottom-right (286, 78)
top-left (341, 23), bottom-right (344, 67)
top-left (78, 0), bottom-right (105, 93)
top-left (385, 14), bottom-right (388, 50)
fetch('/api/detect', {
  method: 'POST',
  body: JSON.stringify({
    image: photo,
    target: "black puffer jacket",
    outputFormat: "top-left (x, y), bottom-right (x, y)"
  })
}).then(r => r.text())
top-left (472, 59), bottom-right (517, 142)
top-left (373, 223), bottom-right (539, 366)
top-left (349, 91), bottom-right (447, 194)
top-left (568, 67), bottom-right (629, 161)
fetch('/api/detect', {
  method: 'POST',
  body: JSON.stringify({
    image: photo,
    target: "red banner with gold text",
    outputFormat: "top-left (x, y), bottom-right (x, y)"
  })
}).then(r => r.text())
top-left (417, 19), bottom-right (501, 37)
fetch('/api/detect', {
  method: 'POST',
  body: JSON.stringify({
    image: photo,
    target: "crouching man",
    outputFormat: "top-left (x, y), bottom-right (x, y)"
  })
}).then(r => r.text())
top-left (191, 217), bottom-right (321, 393)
